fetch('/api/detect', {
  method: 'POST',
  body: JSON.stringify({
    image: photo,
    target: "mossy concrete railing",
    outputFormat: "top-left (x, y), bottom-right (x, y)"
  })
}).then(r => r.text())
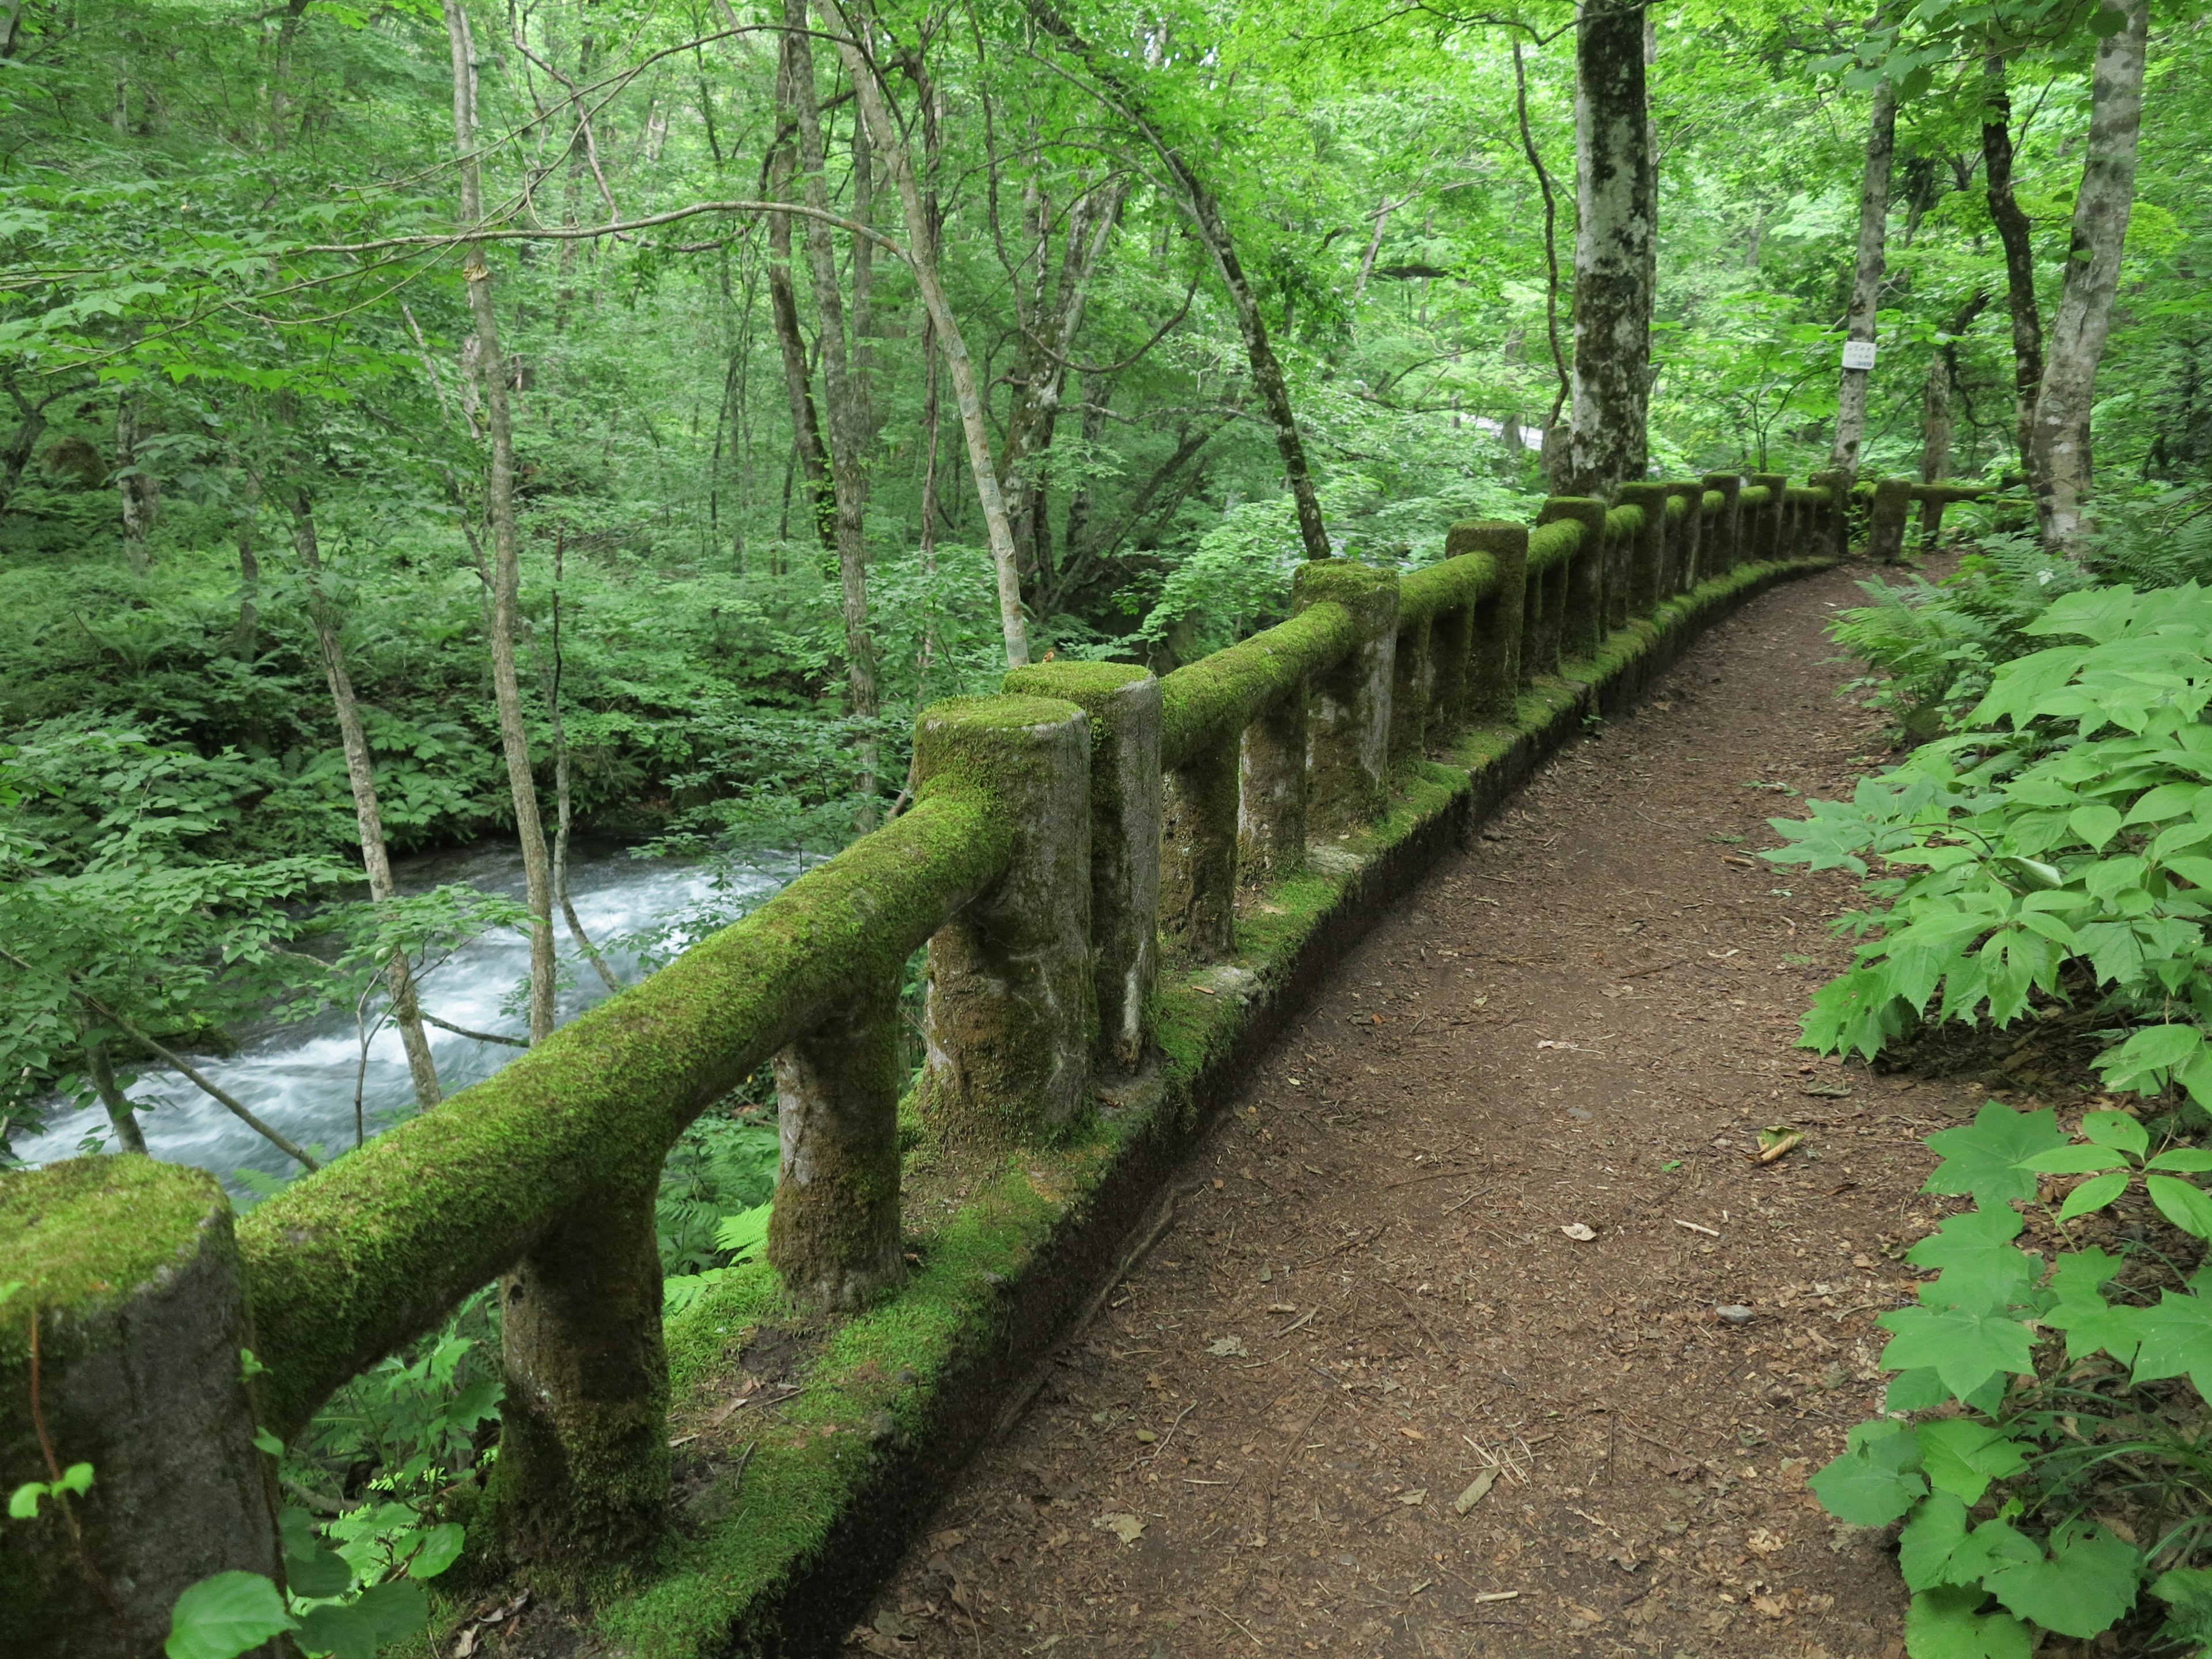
top-left (1859, 475), bottom-right (2000, 562)
top-left (2, 474), bottom-right (1840, 1653)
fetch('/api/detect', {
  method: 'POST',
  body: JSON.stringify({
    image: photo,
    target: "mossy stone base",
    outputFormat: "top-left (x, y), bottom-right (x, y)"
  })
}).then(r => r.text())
top-left (0, 1157), bottom-right (279, 1658)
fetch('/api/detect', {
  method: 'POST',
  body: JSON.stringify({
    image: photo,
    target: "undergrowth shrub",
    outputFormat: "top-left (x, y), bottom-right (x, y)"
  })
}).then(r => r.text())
top-left (1809, 1104), bottom-right (2212, 1656)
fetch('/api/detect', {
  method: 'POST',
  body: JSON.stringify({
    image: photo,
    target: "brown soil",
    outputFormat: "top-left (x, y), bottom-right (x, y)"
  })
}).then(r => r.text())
top-left (851, 564), bottom-right (2002, 1659)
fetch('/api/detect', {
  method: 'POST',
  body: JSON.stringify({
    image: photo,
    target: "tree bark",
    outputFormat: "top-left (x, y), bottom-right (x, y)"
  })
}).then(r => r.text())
top-left (231, 516), bottom-right (260, 659)
top-left (2029, 0), bottom-right (2149, 546)
top-left (536, 550), bottom-right (620, 995)
top-left (1023, 0), bottom-right (1330, 563)
top-left (0, 395), bottom-right (45, 519)
top-left (84, 1039), bottom-right (147, 1154)
top-left (115, 392), bottom-right (156, 571)
top-left (1983, 51), bottom-right (2045, 478)
top-left (1921, 289), bottom-right (1990, 486)
top-left (1512, 41), bottom-right (1571, 452)
top-left (444, 0), bottom-right (558, 1044)
top-left (1830, 77), bottom-right (1898, 478)
top-left (282, 485), bottom-right (442, 1109)
top-left (782, 2), bottom-right (881, 824)
top-left (1001, 177), bottom-right (1128, 608)
top-left (764, 53), bottom-right (837, 554)
top-left (819, 0), bottom-right (1030, 665)
top-left (1567, 0), bottom-right (1655, 498)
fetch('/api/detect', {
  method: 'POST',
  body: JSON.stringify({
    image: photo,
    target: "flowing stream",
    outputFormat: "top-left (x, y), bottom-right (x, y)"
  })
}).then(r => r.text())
top-left (16, 841), bottom-right (801, 1195)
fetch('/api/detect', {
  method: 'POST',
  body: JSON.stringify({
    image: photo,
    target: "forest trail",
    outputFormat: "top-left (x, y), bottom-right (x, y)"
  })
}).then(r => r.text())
top-left (859, 563), bottom-right (1953, 1659)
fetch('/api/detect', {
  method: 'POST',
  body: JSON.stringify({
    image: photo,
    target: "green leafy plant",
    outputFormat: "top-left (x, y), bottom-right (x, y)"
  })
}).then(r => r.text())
top-left (1809, 1104), bottom-right (2212, 1654)
top-left (1770, 584), bottom-right (2212, 1106)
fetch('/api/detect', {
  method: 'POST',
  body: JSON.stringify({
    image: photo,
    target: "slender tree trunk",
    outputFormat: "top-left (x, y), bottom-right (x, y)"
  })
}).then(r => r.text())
top-left (444, 0), bottom-right (557, 1044)
top-left (84, 1039), bottom-right (147, 1155)
top-left (1512, 40), bottom-right (1571, 472)
top-left (231, 516), bottom-right (260, 658)
top-left (1983, 51), bottom-right (2045, 478)
top-left (1921, 290), bottom-right (1990, 487)
top-left (1567, 0), bottom-right (1655, 498)
top-left (764, 60), bottom-right (837, 554)
top-left (851, 104), bottom-right (879, 447)
top-left (282, 485), bottom-right (442, 1109)
top-left (2029, 0), bottom-right (2149, 546)
top-left (782, 2), bottom-right (881, 826)
top-left (1830, 77), bottom-right (1898, 478)
top-left (1022, 0), bottom-right (1329, 563)
top-left (115, 393), bottom-right (154, 571)
top-left (820, 0), bottom-right (1030, 664)
top-left (537, 541), bottom-right (620, 994)
top-left (0, 398), bottom-right (46, 518)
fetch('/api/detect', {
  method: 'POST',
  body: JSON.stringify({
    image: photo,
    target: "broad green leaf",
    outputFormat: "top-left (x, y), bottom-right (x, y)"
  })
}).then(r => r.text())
top-left (2069, 803), bottom-right (2123, 849)
top-left (2080, 1110), bottom-right (2150, 1157)
top-left (353, 1578), bottom-right (429, 1643)
top-left (2129, 1287), bottom-right (2212, 1397)
top-left (2148, 1149), bottom-right (2212, 1172)
top-left (1903, 1585), bottom-right (2034, 1659)
top-left (1983, 1522), bottom-right (2139, 1638)
top-left (2056, 1171), bottom-right (2130, 1221)
top-left (2147, 1175), bottom-right (2212, 1241)
top-left (1904, 1205), bottom-right (2038, 1312)
top-left (2151, 1565), bottom-right (2212, 1643)
top-left (1886, 1366), bottom-right (1951, 1411)
top-left (1899, 1491), bottom-right (1972, 1591)
top-left (1922, 1104), bottom-right (2069, 1205)
top-left (1916, 1419), bottom-right (2028, 1506)
top-left (1808, 1420), bottom-right (1927, 1526)
top-left (2022, 1145), bottom-right (2127, 1175)
top-left (2101, 1024), bottom-right (2208, 1091)
top-left (404, 1521), bottom-right (465, 1580)
top-left (713, 1202), bottom-right (774, 1257)
top-left (294, 1603), bottom-right (380, 1659)
top-left (165, 1571), bottom-right (296, 1659)
top-left (1878, 1302), bottom-right (2036, 1399)
top-left (283, 1537), bottom-right (353, 1599)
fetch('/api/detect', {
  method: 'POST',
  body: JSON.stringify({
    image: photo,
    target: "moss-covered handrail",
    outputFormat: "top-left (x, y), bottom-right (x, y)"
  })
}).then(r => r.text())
top-left (1157, 599), bottom-right (1358, 771)
top-left (1397, 547), bottom-right (1500, 628)
top-left (240, 786), bottom-right (1009, 1440)
top-left (1527, 516), bottom-right (1582, 573)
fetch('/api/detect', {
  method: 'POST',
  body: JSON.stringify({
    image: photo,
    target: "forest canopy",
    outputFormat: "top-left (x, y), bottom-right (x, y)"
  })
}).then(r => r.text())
top-left (1, 0), bottom-right (2203, 1149)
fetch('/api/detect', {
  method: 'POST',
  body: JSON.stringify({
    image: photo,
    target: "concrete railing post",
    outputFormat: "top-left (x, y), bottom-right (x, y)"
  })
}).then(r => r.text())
top-left (1240, 688), bottom-right (1306, 887)
top-left (1618, 483), bottom-right (1668, 616)
top-left (1537, 498), bottom-right (1607, 661)
top-left (1749, 472), bottom-right (1788, 562)
top-left (768, 973), bottom-right (906, 1310)
top-left (494, 1170), bottom-right (669, 1571)
top-left (916, 695), bottom-right (1094, 1138)
top-left (1005, 663), bottom-right (1161, 1073)
top-left (1806, 470), bottom-right (1849, 556)
top-left (1665, 483), bottom-right (1703, 593)
top-left (1869, 476), bottom-right (1912, 563)
top-left (1427, 596), bottom-right (1474, 733)
top-left (1702, 474), bottom-right (1743, 570)
top-left (1296, 561), bottom-right (1397, 835)
top-left (2, 1158), bottom-right (281, 1659)
top-left (1388, 613), bottom-right (1433, 768)
top-left (1452, 522), bottom-right (1527, 717)
top-left (1161, 734), bottom-right (1238, 961)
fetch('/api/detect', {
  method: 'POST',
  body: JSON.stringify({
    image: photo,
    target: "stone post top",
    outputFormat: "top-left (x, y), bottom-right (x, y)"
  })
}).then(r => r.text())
top-left (1701, 472), bottom-right (1744, 491)
top-left (916, 692), bottom-right (1088, 735)
top-left (1002, 661), bottom-right (1154, 698)
top-left (1617, 482), bottom-right (1668, 502)
top-left (1, 1156), bottom-right (232, 1360)
top-left (1445, 520), bottom-right (1529, 555)
top-left (1292, 558), bottom-right (1397, 604)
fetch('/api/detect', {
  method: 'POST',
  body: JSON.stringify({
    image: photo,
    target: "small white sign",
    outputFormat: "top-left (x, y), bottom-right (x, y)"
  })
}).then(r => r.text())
top-left (1840, 339), bottom-right (1878, 371)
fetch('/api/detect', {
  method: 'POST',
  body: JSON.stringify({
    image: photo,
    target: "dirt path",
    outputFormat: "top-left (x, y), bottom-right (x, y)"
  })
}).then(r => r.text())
top-left (859, 565), bottom-right (1971, 1659)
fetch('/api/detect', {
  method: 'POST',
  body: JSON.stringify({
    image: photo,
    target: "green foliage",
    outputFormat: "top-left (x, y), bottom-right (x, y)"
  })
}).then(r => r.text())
top-left (1806, 1104), bottom-right (2212, 1654)
top-left (1771, 584), bottom-right (2212, 1103)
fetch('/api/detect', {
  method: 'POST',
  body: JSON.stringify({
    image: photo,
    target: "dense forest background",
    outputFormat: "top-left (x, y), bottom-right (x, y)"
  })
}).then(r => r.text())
top-left (1, 0), bottom-right (2206, 1149)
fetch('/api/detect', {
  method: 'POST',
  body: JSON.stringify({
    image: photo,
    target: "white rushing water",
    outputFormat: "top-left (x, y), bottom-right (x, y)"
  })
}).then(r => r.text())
top-left (16, 841), bottom-right (801, 1194)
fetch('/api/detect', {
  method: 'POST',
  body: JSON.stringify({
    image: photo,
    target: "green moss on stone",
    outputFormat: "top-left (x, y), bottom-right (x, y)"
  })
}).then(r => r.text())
top-left (1158, 602), bottom-right (1353, 770)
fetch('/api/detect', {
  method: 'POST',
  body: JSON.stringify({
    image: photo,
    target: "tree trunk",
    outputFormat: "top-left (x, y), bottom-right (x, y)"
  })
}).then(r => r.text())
top-left (1567, 0), bottom-right (1655, 498)
top-left (1512, 41), bottom-right (1571, 444)
top-left (283, 486), bottom-right (442, 1110)
top-left (2029, 0), bottom-right (2149, 546)
top-left (1921, 290), bottom-right (1990, 487)
top-left (84, 1039), bottom-right (147, 1154)
top-left (782, 1), bottom-right (880, 825)
top-left (231, 516), bottom-right (260, 658)
top-left (115, 393), bottom-right (156, 571)
top-left (1830, 77), bottom-right (1898, 478)
top-left (536, 544), bottom-right (620, 995)
top-left (1983, 51), bottom-right (2044, 478)
top-left (443, 0), bottom-right (558, 1045)
top-left (1001, 177), bottom-right (1128, 609)
top-left (1023, 0), bottom-right (1330, 563)
top-left (0, 395), bottom-right (45, 519)
top-left (820, 0), bottom-right (1030, 665)
top-left (764, 54), bottom-right (837, 555)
